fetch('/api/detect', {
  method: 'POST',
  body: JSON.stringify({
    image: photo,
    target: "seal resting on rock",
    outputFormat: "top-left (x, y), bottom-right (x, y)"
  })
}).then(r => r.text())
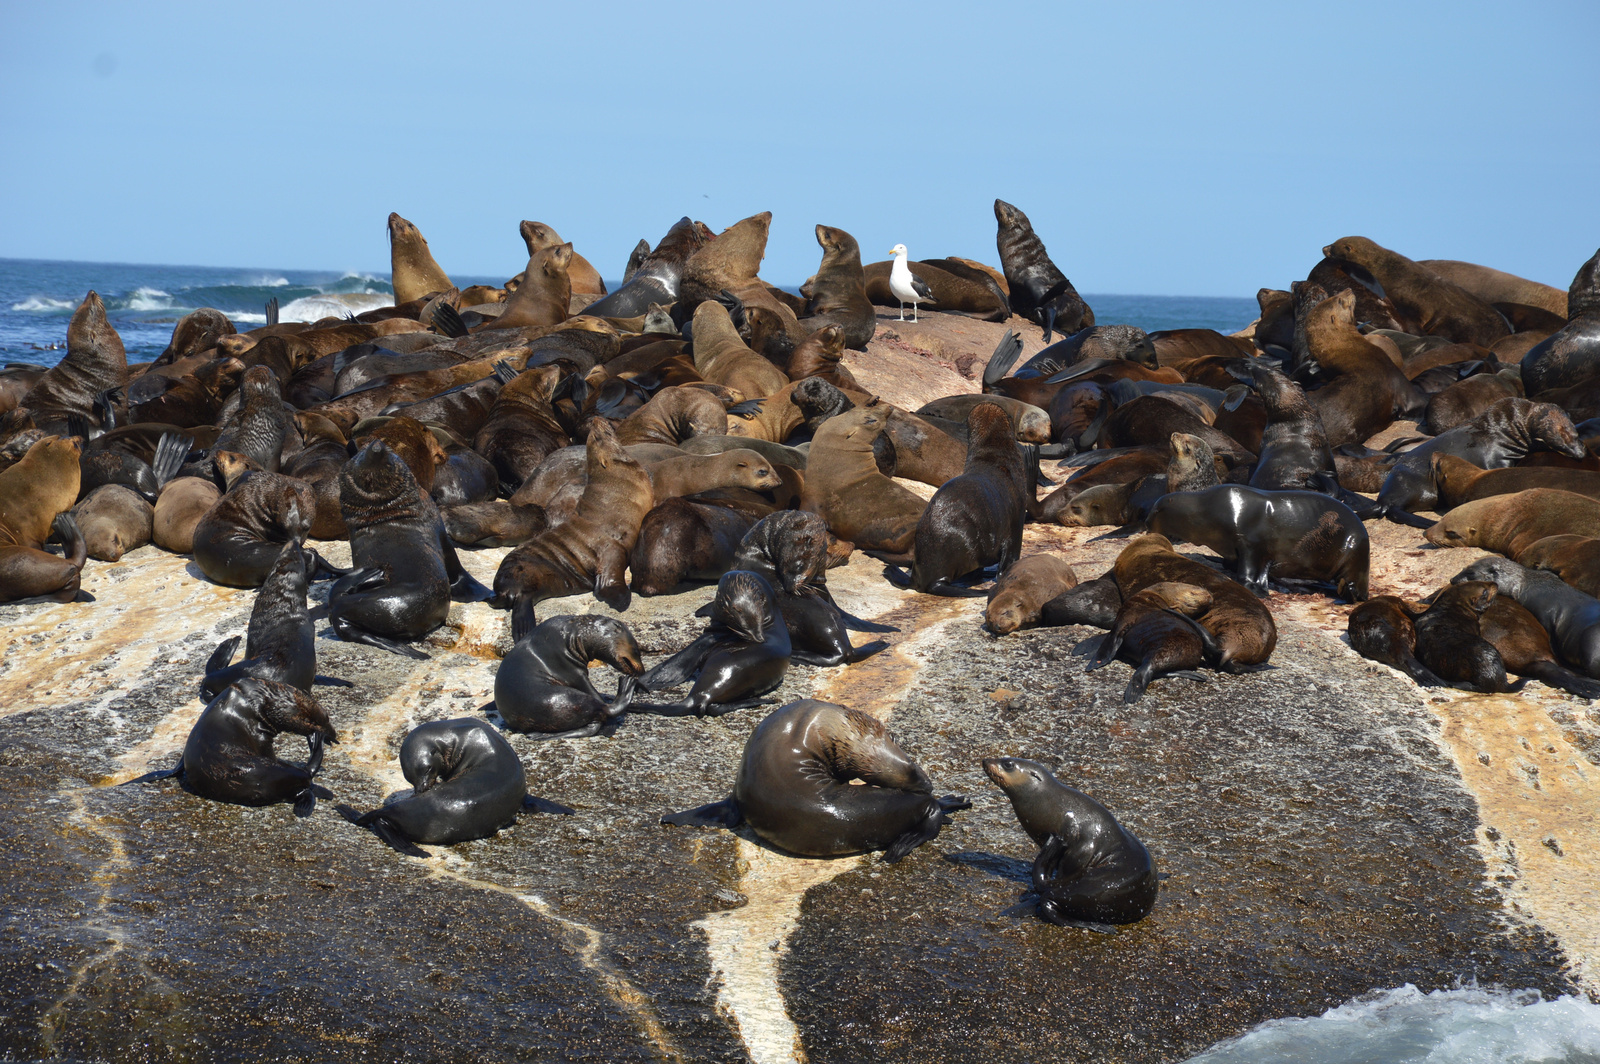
top-left (994, 199), bottom-right (1093, 343)
top-left (800, 405), bottom-right (926, 555)
top-left (663, 699), bottom-right (971, 862)
top-left (1077, 581), bottom-right (1221, 703)
top-left (488, 615), bottom-right (645, 739)
top-left (1346, 596), bottom-right (1443, 687)
top-left (1413, 581), bottom-right (1512, 692)
top-left (635, 570), bottom-right (792, 716)
top-left (982, 756), bottom-right (1158, 926)
top-left (985, 553), bottom-right (1078, 635)
top-left (1452, 556), bottom-right (1600, 680)
top-left (201, 536), bottom-right (333, 698)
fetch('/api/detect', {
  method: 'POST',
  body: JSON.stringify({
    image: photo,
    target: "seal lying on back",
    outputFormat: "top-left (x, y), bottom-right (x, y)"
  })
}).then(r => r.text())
top-left (123, 678), bottom-right (337, 818)
top-left (489, 615), bottom-right (644, 739)
top-left (636, 570), bottom-right (792, 716)
top-left (982, 756), bottom-right (1158, 926)
top-left (343, 718), bottom-right (572, 855)
top-left (663, 699), bottom-right (971, 862)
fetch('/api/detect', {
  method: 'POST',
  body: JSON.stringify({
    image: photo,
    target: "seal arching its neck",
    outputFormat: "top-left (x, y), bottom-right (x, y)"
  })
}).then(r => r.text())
top-left (387, 212), bottom-right (454, 305)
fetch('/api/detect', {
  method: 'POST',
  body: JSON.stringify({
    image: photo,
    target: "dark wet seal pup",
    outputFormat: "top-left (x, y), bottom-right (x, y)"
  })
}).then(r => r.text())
top-left (1413, 581), bottom-right (1512, 693)
top-left (1112, 534), bottom-right (1277, 670)
top-left (1479, 594), bottom-right (1600, 699)
top-left (487, 615), bottom-right (645, 739)
top-left (986, 553), bottom-right (1078, 635)
top-left (1453, 556), bottom-right (1600, 680)
top-left (635, 570), bottom-right (792, 716)
top-left (1377, 397), bottom-right (1585, 512)
top-left (329, 439), bottom-right (493, 658)
top-left (993, 199), bottom-right (1093, 343)
top-left (663, 699), bottom-right (971, 862)
top-left (1346, 596), bottom-right (1443, 687)
top-left (1038, 573), bottom-right (1123, 630)
top-left (1077, 581), bottom-right (1221, 703)
top-left (340, 718), bottom-right (573, 856)
top-left (122, 678), bottom-right (337, 818)
top-left (887, 403), bottom-right (1027, 595)
top-left (982, 757), bottom-right (1158, 926)
top-left (1146, 484), bottom-right (1370, 602)
top-left (191, 458), bottom-right (321, 589)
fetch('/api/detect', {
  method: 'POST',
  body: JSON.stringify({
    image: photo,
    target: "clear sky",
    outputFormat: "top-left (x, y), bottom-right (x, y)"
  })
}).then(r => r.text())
top-left (3, 1), bottom-right (1596, 296)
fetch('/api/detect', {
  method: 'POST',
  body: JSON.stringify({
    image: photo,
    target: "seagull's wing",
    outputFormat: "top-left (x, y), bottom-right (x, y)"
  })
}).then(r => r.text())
top-left (910, 273), bottom-right (937, 302)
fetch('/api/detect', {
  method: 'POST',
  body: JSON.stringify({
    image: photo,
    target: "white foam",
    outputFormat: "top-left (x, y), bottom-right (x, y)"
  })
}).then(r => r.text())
top-left (1184, 984), bottom-right (1600, 1063)
top-left (9, 296), bottom-right (76, 313)
top-left (278, 292), bottom-right (393, 323)
top-left (123, 287), bottom-right (172, 311)
top-left (245, 275), bottom-right (289, 287)
top-left (229, 312), bottom-right (267, 325)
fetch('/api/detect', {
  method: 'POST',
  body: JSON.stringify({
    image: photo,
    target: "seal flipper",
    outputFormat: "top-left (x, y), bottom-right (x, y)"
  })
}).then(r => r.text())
top-left (837, 610), bottom-right (898, 634)
top-left (151, 431), bottom-right (192, 488)
top-left (331, 615), bottom-right (430, 660)
top-left (1521, 660), bottom-right (1600, 700)
top-left (314, 675), bottom-right (354, 688)
top-left (1072, 634), bottom-right (1110, 662)
top-left (200, 657), bottom-right (262, 699)
top-left (432, 303), bottom-right (467, 339)
top-left (293, 786), bottom-right (318, 818)
top-left (1083, 633), bottom-right (1123, 671)
top-left (439, 532), bottom-right (493, 602)
top-left (204, 635), bottom-right (242, 677)
top-left (640, 632), bottom-right (720, 691)
top-left (660, 798), bottom-right (743, 830)
top-left (340, 805), bottom-right (430, 857)
top-left (522, 795), bottom-right (576, 815)
top-left (1041, 306), bottom-right (1057, 345)
top-left (121, 758), bottom-right (185, 785)
top-left (726, 399), bottom-right (763, 419)
top-left (882, 794), bottom-right (971, 864)
top-left (306, 548), bottom-right (353, 581)
top-left (982, 329), bottom-right (1025, 389)
top-left (265, 296), bottom-right (279, 327)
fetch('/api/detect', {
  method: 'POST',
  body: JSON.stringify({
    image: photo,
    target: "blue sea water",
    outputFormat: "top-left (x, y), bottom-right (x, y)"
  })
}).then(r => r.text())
top-left (0, 257), bottom-right (1259, 368)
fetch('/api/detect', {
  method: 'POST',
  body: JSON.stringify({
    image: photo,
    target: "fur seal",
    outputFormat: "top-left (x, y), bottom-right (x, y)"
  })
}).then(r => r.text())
top-left (69, 483), bottom-right (152, 562)
top-left (0, 511), bottom-right (86, 604)
top-left (915, 394), bottom-right (1052, 444)
top-left (1113, 534), bottom-right (1277, 669)
top-left (630, 497), bottom-right (761, 596)
top-left (1146, 484), bottom-right (1369, 601)
top-left (124, 678), bottom-right (336, 817)
top-left (21, 292), bottom-right (128, 434)
top-left (663, 699), bottom-right (970, 862)
top-left (488, 243), bottom-right (572, 331)
top-left (692, 301), bottom-right (789, 399)
top-left (635, 570), bottom-right (792, 716)
top-left (442, 498), bottom-right (548, 549)
top-left (1347, 596), bottom-right (1444, 687)
top-left (489, 615), bottom-right (644, 738)
top-left (1519, 534), bottom-right (1600, 597)
top-left (388, 212), bottom-right (454, 305)
top-left (1079, 581), bottom-right (1221, 703)
top-left (676, 212), bottom-right (773, 320)
top-left (1323, 237), bottom-right (1510, 347)
top-left (329, 440), bottom-right (492, 656)
top-left (1418, 259), bottom-right (1568, 319)
top-left (1230, 360), bottom-right (1336, 491)
top-left (472, 365), bottom-right (570, 491)
top-left (211, 365), bottom-right (294, 474)
top-left (519, 221), bottom-right (605, 297)
top-left (649, 448), bottom-right (778, 505)
top-left (191, 459), bottom-right (320, 588)
top-left (582, 217), bottom-right (707, 319)
top-left (1520, 248), bottom-right (1600, 397)
top-left (800, 406), bottom-right (926, 554)
top-left (1425, 488), bottom-right (1600, 558)
top-left (1431, 453), bottom-right (1600, 511)
top-left (153, 475), bottom-right (223, 554)
top-left (1, 434), bottom-right (83, 548)
top-left (616, 385), bottom-right (729, 446)
top-left (1038, 573), bottom-right (1125, 630)
top-left (1301, 289), bottom-right (1425, 448)
top-left (1453, 556), bottom-right (1600, 679)
top-left (345, 718), bottom-right (569, 854)
top-left (201, 537), bottom-right (319, 698)
top-left (982, 756), bottom-right (1158, 925)
top-left (1479, 594), bottom-right (1600, 698)
top-left (985, 553), bottom-right (1079, 635)
top-left (1414, 581), bottom-right (1511, 692)
top-left (803, 225), bottom-right (876, 349)
top-left (993, 199), bottom-right (1093, 342)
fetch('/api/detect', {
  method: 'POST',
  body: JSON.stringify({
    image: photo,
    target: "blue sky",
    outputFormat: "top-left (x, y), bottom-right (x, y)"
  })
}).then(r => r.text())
top-left (3, 1), bottom-right (1596, 295)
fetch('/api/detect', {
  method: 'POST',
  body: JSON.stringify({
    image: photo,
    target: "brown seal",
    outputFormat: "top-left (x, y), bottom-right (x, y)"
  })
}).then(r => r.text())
top-left (442, 499), bottom-right (548, 549)
top-left (0, 435), bottom-right (87, 603)
top-left (676, 211), bottom-right (773, 318)
top-left (1301, 289), bottom-right (1426, 447)
top-left (1112, 533), bottom-right (1277, 669)
top-left (985, 554), bottom-right (1079, 635)
top-left (487, 243), bottom-right (572, 331)
top-left (192, 457), bottom-right (319, 588)
top-left (154, 307), bottom-right (237, 368)
top-left (471, 365), bottom-right (570, 490)
top-left (1479, 594), bottom-right (1600, 698)
top-left (1517, 534), bottom-right (1600, 597)
top-left (1323, 237), bottom-right (1510, 347)
top-left (211, 365), bottom-right (295, 473)
top-left (519, 221), bottom-right (605, 298)
top-left (492, 417), bottom-right (655, 636)
top-left (70, 484), bottom-right (153, 562)
top-left (803, 225), bottom-right (876, 349)
top-left (1423, 370), bottom-right (1523, 435)
top-left (1432, 453), bottom-right (1600, 511)
top-left (1346, 596), bottom-right (1443, 686)
top-left (630, 497), bottom-right (763, 596)
top-left (1413, 581), bottom-right (1511, 692)
top-left (784, 324), bottom-right (861, 390)
top-left (692, 301), bottom-right (789, 399)
top-left (387, 212), bottom-right (455, 304)
top-left (648, 448), bottom-right (778, 505)
top-left (153, 475), bottom-right (223, 553)
top-left (861, 260), bottom-right (1009, 321)
top-left (615, 385), bottom-right (729, 446)
top-left (799, 406), bottom-right (926, 554)
top-left (1080, 581), bottom-right (1220, 703)
top-left (994, 199), bottom-right (1093, 342)
top-left (1425, 488), bottom-right (1600, 557)
top-left (1417, 259), bottom-right (1567, 319)
top-left (356, 416), bottom-right (448, 493)
top-left (21, 292), bottom-right (128, 433)
top-left (915, 394), bottom-right (1051, 444)
top-left (1100, 395), bottom-right (1255, 465)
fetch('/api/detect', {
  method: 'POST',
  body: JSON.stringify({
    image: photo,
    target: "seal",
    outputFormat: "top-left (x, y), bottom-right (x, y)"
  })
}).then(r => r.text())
top-left (1038, 573), bottom-right (1125, 630)
top-left (1113, 534), bottom-right (1277, 669)
top-left (518, 221), bottom-right (606, 298)
top-left (1346, 596), bottom-right (1443, 687)
top-left (692, 300), bottom-right (789, 399)
top-left (982, 756), bottom-right (1158, 925)
top-left (20, 292), bottom-right (128, 434)
top-left (799, 406), bottom-right (926, 555)
top-left (1518, 534), bottom-right (1600, 597)
top-left (1146, 484), bottom-right (1369, 601)
top-left (472, 364), bottom-right (571, 491)
top-left (1078, 581), bottom-right (1221, 703)
top-left (1425, 488), bottom-right (1600, 558)
top-left (1413, 581), bottom-right (1511, 692)
top-left (649, 448), bottom-right (778, 505)
top-left (153, 307), bottom-right (237, 368)
top-left (488, 615), bottom-right (645, 738)
top-left (1520, 248), bottom-right (1600, 397)
top-left (861, 259), bottom-right (1009, 321)
top-left (630, 497), bottom-right (763, 596)
top-left (329, 439), bottom-right (493, 656)
top-left (493, 417), bottom-right (655, 636)
top-left (387, 212), bottom-right (455, 305)
top-left (634, 570), bottom-right (792, 716)
top-left (191, 460), bottom-right (320, 588)
top-left (0, 512), bottom-right (86, 605)
top-left (676, 211), bottom-right (774, 320)
top-left (616, 385), bottom-right (730, 446)
top-left (1229, 360), bottom-right (1336, 491)
top-left (915, 394), bottom-right (1052, 444)
top-left (123, 677), bottom-right (337, 817)
top-left (1300, 289), bottom-right (1426, 448)
top-left (488, 243), bottom-right (572, 331)
top-left (1453, 556), bottom-right (1600, 680)
top-left (1480, 594), bottom-right (1600, 698)
top-left (201, 536), bottom-right (320, 698)
top-left (1432, 453), bottom-right (1600, 511)
top-left (1417, 258), bottom-right (1568, 319)
top-left (662, 699), bottom-right (971, 862)
top-left (442, 498), bottom-right (548, 548)
top-left (803, 224), bottom-right (876, 349)
top-left (581, 216), bottom-right (708, 319)
top-left (344, 718), bottom-right (571, 854)
top-left (1423, 370), bottom-right (1523, 435)
top-left (985, 553), bottom-right (1079, 635)
top-left (1323, 236), bottom-right (1511, 347)
top-left (0, 434), bottom-right (83, 547)
top-left (212, 365), bottom-right (294, 473)
top-left (993, 199), bottom-right (1093, 342)
top-left (69, 483), bottom-right (153, 562)
top-left (152, 475), bottom-right (222, 554)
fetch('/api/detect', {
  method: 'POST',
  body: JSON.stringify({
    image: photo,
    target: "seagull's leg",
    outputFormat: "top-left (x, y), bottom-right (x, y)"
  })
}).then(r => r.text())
top-left (897, 301), bottom-right (906, 321)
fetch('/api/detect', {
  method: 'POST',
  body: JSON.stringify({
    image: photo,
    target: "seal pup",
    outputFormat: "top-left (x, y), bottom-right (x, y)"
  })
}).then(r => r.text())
top-left (663, 699), bottom-right (970, 862)
top-left (1479, 594), bottom-right (1600, 699)
top-left (982, 757), bottom-right (1158, 926)
top-left (994, 199), bottom-right (1093, 342)
top-left (985, 553), bottom-right (1078, 635)
top-left (489, 615), bottom-right (645, 739)
top-left (201, 533), bottom-right (335, 697)
top-left (1078, 581), bottom-right (1221, 703)
top-left (1414, 581), bottom-right (1512, 692)
top-left (1112, 534), bottom-right (1277, 670)
top-left (69, 483), bottom-right (153, 562)
top-left (1346, 596), bottom-right (1443, 687)
top-left (1452, 556), bottom-right (1600, 679)
top-left (342, 718), bottom-right (571, 856)
top-left (123, 678), bottom-right (337, 818)
top-left (635, 570), bottom-right (792, 716)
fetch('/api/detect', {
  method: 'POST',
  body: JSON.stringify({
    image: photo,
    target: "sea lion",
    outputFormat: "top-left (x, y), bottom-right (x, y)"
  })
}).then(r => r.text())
top-left (663, 699), bottom-right (970, 862)
top-left (1479, 594), bottom-right (1600, 698)
top-left (201, 537), bottom-right (319, 698)
top-left (21, 292), bottom-right (128, 434)
top-left (154, 307), bottom-right (237, 368)
top-left (1113, 534), bottom-right (1277, 669)
top-left (1323, 237), bottom-right (1510, 347)
top-left (69, 484), bottom-right (153, 562)
top-left (803, 224), bottom-right (876, 349)
top-left (1520, 248), bottom-right (1600, 397)
top-left (986, 553), bottom-right (1079, 635)
top-left (1346, 596), bottom-right (1443, 687)
top-left (123, 678), bottom-right (336, 817)
top-left (0, 434), bottom-right (83, 548)
top-left (581, 217), bottom-right (707, 319)
top-left (488, 615), bottom-right (644, 738)
top-left (1078, 581), bottom-right (1221, 703)
top-left (993, 199), bottom-right (1093, 342)
top-left (355, 415), bottom-right (447, 493)
top-left (1413, 581), bottom-right (1511, 692)
top-left (388, 212), bottom-right (454, 305)
top-left (329, 440), bottom-right (492, 656)
top-left (191, 460), bottom-right (320, 588)
top-left (1453, 556), bottom-right (1600, 679)
top-left (982, 756), bottom-right (1158, 925)
top-left (800, 406), bottom-right (926, 554)
top-left (1432, 453), bottom-right (1600, 511)
top-left (893, 404), bottom-right (1027, 593)
top-left (519, 221), bottom-right (605, 297)
top-left (492, 417), bottom-right (655, 636)
top-left (1146, 484), bottom-right (1369, 601)
top-left (635, 570), bottom-right (792, 716)
top-left (630, 497), bottom-right (761, 596)
top-left (345, 718), bottom-right (567, 854)
top-left (1099, 395), bottom-right (1255, 466)
top-left (1425, 488), bottom-right (1600, 558)
top-left (1231, 360), bottom-right (1336, 491)
top-left (1518, 534), bottom-right (1600, 597)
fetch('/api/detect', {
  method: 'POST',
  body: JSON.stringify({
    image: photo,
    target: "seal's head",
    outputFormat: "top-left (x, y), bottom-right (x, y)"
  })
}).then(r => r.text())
top-left (710, 570), bottom-right (781, 643)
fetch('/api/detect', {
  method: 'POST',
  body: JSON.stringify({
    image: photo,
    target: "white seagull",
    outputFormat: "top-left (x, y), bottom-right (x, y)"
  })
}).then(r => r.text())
top-left (888, 243), bottom-right (937, 323)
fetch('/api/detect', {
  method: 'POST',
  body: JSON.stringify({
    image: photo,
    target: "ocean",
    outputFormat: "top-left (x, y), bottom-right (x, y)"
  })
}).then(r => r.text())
top-left (0, 256), bottom-right (1260, 367)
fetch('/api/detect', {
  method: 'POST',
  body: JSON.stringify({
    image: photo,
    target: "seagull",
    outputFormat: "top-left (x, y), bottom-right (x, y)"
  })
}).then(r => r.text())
top-left (888, 243), bottom-right (937, 323)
